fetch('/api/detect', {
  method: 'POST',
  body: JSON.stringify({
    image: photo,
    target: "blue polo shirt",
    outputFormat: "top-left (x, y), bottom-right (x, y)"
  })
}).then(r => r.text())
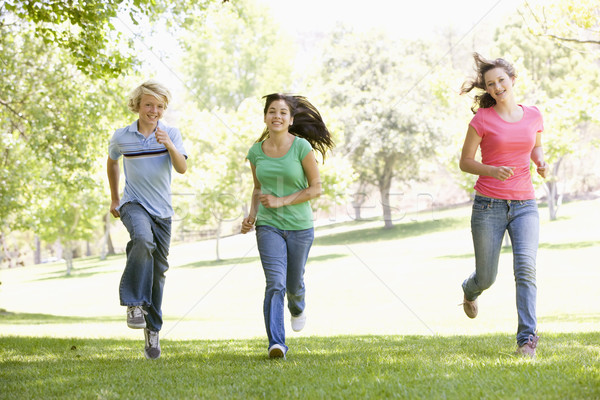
top-left (108, 120), bottom-right (187, 218)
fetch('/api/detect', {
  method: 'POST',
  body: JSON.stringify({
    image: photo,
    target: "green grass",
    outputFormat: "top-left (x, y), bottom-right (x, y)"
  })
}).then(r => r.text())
top-left (1, 333), bottom-right (599, 399)
top-left (1, 198), bottom-right (599, 399)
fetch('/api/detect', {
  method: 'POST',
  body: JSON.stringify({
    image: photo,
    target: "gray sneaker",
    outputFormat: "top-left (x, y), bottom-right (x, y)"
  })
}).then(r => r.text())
top-left (127, 306), bottom-right (147, 329)
top-left (144, 328), bottom-right (161, 359)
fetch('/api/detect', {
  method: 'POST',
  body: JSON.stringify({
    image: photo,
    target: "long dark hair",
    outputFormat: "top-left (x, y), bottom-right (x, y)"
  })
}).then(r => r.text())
top-left (256, 93), bottom-right (334, 160)
top-left (460, 53), bottom-right (517, 114)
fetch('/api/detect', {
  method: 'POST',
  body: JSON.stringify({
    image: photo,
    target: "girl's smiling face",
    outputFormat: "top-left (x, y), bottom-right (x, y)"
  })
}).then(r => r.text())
top-left (264, 99), bottom-right (293, 134)
top-left (484, 67), bottom-right (515, 103)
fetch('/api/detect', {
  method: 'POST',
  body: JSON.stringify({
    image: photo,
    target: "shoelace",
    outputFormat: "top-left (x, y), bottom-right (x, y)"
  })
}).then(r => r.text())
top-left (128, 306), bottom-right (148, 318)
top-left (525, 334), bottom-right (539, 349)
top-left (147, 331), bottom-right (159, 347)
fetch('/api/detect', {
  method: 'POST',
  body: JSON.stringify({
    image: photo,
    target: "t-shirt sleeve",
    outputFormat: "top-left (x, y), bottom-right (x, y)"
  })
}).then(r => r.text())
top-left (531, 106), bottom-right (544, 133)
top-left (297, 137), bottom-right (313, 160)
top-left (246, 143), bottom-right (257, 165)
top-left (108, 131), bottom-right (122, 160)
top-left (169, 127), bottom-right (188, 158)
top-left (469, 109), bottom-right (486, 138)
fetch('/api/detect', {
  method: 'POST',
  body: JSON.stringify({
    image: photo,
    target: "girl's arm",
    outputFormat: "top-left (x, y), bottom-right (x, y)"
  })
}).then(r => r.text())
top-left (459, 125), bottom-right (515, 181)
top-left (241, 162), bottom-right (261, 234)
top-left (259, 151), bottom-right (322, 208)
top-left (531, 131), bottom-right (547, 178)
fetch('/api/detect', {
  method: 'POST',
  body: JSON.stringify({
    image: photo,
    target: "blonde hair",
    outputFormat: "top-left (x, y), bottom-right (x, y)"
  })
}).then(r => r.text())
top-left (127, 80), bottom-right (172, 113)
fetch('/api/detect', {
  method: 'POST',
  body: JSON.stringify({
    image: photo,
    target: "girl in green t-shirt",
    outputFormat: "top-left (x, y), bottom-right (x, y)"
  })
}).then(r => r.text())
top-left (241, 94), bottom-right (334, 359)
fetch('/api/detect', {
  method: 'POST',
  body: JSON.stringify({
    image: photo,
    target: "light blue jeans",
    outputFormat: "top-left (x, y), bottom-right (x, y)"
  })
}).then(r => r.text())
top-left (119, 202), bottom-right (171, 332)
top-left (462, 196), bottom-right (539, 346)
top-left (256, 225), bottom-right (314, 352)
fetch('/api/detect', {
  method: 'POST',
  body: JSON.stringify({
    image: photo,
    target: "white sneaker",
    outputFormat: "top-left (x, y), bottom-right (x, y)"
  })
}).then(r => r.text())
top-left (268, 344), bottom-right (286, 359)
top-left (291, 311), bottom-right (306, 332)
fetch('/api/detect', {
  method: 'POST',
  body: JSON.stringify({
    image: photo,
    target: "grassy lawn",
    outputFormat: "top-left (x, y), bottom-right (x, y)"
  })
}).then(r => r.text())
top-left (1, 333), bottom-right (599, 399)
top-left (1, 198), bottom-right (599, 398)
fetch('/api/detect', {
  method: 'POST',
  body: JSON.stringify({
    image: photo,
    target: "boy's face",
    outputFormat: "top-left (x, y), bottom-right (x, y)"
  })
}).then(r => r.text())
top-left (138, 94), bottom-right (165, 126)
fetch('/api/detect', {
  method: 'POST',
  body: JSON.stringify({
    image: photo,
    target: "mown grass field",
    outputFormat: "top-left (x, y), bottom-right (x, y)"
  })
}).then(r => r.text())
top-left (1, 198), bottom-right (599, 399)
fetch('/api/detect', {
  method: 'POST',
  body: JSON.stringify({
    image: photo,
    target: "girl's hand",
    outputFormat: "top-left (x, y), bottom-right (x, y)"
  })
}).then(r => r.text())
top-left (492, 166), bottom-right (515, 181)
top-left (259, 194), bottom-right (283, 208)
top-left (241, 216), bottom-right (255, 234)
top-left (536, 161), bottom-right (548, 179)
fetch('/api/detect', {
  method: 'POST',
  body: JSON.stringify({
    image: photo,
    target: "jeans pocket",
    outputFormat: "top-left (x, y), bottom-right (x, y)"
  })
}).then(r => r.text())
top-left (473, 197), bottom-right (492, 211)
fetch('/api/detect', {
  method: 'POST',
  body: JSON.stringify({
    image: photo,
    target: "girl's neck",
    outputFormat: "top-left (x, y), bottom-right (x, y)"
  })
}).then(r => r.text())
top-left (493, 96), bottom-right (519, 114)
top-left (268, 130), bottom-right (293, 146)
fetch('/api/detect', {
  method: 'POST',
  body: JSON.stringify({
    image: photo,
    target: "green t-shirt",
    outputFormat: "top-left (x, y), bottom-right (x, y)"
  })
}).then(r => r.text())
top-left (246, 136), bottom-right (314, 230)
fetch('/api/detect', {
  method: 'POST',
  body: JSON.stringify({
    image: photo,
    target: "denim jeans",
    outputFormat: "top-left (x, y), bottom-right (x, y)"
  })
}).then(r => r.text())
top-left (119, 202), bottom-right (171, 332)
top-left (256, 225), bottom-right (314, 351)
top-left (462, 195), bottom-right (539, 345)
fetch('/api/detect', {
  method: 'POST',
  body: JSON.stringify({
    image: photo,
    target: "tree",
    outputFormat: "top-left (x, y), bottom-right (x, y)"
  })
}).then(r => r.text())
top-left (1, 0), bottom-right (218, 78)
top-left (180, 0), bottom-right (295, 110)
top-left (0, 16), bottom-right (133, 272)
top-left (316, 27), bottom-right (442, 228)
top-left (492, 16), bottom-right (600, 219)
top-left (520, 0), bottom-right (600, 46)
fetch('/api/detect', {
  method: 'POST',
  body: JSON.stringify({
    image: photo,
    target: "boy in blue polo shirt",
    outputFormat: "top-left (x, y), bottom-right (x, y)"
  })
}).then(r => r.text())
top-left (107, 80), bottom-right (187, 359)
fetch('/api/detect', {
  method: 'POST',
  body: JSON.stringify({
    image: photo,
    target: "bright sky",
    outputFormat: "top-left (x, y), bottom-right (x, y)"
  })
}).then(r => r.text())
top-left (261, 0), bottom-right (525, 38)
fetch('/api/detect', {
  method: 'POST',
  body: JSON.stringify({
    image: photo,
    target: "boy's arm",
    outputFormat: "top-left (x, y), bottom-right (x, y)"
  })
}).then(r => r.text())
top-left (107, 156), bottom-right (121, 218)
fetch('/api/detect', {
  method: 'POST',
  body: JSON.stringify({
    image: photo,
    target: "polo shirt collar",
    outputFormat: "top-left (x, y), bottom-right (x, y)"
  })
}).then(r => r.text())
top-left (127, 120), bottom-right (165, 135)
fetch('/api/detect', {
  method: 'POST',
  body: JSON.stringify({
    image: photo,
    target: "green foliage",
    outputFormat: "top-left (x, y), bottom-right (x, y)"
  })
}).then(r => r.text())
top-left (1, 0), bottom-right (216, 78)
top-left (0, 16), bottom-right (131, 250)
top-left (520, 0), bottom-right (600, 45)
top-left (1, 334), bottom-right (599, 399)
top-left (316, 27), bottom-right (445, 227)
top-left (180, 0), bottom-right (295, 110)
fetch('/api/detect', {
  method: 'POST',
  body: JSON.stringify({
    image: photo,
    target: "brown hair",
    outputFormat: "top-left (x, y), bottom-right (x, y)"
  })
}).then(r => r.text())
top-left (257, 93), bottom-right (334, 160)
top-left (460, 53), bottom-right (517, 114)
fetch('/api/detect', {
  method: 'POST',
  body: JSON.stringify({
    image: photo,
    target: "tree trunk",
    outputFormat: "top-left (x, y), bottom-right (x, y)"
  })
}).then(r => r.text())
top-left (64, 241), bottom-right (74, 276)
top-left (379, 173), bottom-right (394, 229)
top-left (543, 158), bottom-right (563, 221)
top-left (351, 180), bottom-right (369, 220)
top-left (34, 235), bottom-right (41, 264)
top-left (101, 213), bottom-right (115, 260)
top-left (215, 219), bottom-right (222, 261)
top-left (0, 232), bottom-right (12, 268)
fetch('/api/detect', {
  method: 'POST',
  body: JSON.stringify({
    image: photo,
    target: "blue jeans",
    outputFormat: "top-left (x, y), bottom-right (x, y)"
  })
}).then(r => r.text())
top-left (119, 202), bottom-right (171, 332)
top-left (462, 196), bottom-right (539, 346)
top-left (256, 225), bottom-right (314, 352)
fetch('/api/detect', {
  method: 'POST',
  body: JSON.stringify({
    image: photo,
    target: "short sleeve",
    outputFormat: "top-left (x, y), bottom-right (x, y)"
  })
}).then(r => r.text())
top-left (108, 131), bottom-right (122, 160)
top-left (531, 106), bottom-right (544, 133)
top-left (169, 127), bottom-right (188, 158)
top-left (296, 137), bottom-right (313, 160)
top-left (246, 143), bottom-right (258, 165)
top-left (469, 108), bottom-right (486, 138)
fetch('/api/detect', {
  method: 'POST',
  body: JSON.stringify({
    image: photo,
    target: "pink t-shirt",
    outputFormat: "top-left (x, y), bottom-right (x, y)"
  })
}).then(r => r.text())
top-left (470, 105), bottom-right (543, 200)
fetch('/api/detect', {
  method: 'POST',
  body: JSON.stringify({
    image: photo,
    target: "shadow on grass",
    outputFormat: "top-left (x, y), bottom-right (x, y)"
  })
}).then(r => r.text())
top-left (0, 310), bottom-right (122, 325)
top-left (177, 253), bottom-right (347, 269)
top-left (315, 217), bottom-right (467, 246)
top-left (438, 240), bottom-right (600, 260)
top-left (31, 254), bottom-right (126, 282)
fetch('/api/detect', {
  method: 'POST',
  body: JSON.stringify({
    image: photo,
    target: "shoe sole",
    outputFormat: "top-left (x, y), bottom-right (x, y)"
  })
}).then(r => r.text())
top-left (128, 321), bottom-right (147, 329)
top-left (269, 348), bottom-right (285, 358)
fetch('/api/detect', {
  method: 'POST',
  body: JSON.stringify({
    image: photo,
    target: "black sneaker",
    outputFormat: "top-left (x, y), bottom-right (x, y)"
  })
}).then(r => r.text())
top-left (127, 306), bottom-right (147, 329)
top-left (144, 328), bottom-right (161, 359)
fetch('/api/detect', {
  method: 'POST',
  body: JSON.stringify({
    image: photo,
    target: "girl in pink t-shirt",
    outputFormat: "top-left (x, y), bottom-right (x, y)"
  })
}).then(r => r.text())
top-left (459, 53), bottom-right (548, 358)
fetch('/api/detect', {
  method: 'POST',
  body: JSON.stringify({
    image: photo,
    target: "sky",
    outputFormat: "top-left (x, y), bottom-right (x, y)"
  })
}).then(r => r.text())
top-left (124, 0), bottom-right (526, 103)
top-left (261, 0), bottom-right (524, 39)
